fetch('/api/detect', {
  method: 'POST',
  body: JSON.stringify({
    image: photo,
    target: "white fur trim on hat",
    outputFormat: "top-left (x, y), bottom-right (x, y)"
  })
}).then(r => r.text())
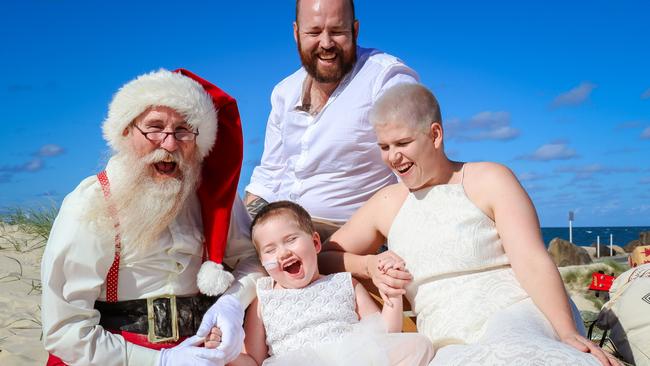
top-left (197, 261), bottom-right (235, 296)
top-left (102, 69), bottom-right (217, 158)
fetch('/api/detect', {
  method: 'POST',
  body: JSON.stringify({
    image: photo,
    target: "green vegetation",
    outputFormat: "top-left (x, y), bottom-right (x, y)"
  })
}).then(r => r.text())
top-left (0, 205), bottom-right (58, 252)
top-left (560, 260), bottom-right (628, 310)
top-left (1, 205), bottom-right (58, 240)
top-left (0, 206), bottom-right (56, 322)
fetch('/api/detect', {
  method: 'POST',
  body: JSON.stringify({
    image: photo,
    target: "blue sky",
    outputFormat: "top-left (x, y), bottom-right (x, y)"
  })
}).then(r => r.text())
top-left (1, 0), bottom-right (649, 227)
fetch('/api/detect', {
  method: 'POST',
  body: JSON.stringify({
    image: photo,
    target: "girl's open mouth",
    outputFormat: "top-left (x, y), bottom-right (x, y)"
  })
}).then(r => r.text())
top-left (282, 259), bottom-right (302, 275)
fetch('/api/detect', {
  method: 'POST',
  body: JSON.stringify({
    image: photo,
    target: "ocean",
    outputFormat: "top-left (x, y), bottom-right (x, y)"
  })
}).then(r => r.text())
top-left (541, 226), bottom-right (650, 248)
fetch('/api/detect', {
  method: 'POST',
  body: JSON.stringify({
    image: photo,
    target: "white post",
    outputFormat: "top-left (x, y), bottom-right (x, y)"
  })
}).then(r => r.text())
top-left (597, 236), bottom-right (600, 258)
top-left (568, 211), bottom-right (574, 243)
top-left (610, 234), bottom-right (613, 256)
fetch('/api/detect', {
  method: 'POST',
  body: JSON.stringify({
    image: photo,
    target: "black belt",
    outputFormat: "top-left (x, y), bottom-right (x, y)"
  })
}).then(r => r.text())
top-left (95, 294), bottom-right (218, 343)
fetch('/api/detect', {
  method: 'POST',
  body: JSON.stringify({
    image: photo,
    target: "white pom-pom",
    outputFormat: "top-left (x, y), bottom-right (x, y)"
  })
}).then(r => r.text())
top-left (197, 261), bottom-right (234, 296)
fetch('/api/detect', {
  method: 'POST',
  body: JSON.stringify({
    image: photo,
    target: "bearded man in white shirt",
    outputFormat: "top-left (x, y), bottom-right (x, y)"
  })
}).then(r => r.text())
top-left (41, 69), bottom-right (263, 366)
top-left (244, 0), bottom-right (420, 238)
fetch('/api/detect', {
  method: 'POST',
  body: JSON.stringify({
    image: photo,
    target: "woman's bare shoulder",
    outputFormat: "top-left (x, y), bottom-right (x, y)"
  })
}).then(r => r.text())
top-left (466, 161), bottom-right (512, 175)
top-left (465, 161), bottom-right (518, 187)
top-left (367, 183), bottom-right (409, 207)
top-left (463, 162), bottom-right (521, 220)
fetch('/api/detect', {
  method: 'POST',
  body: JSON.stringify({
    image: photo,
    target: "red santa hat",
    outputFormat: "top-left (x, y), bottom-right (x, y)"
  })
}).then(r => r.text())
top-left (102, 68), bottom-right (218, 158)
top-left (176, 69), bottom-right (244, 296)
top-left (102, 68), bottom-right (243, 296)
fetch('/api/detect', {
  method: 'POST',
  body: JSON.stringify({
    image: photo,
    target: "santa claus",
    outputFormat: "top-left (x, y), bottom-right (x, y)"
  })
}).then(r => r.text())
top-left (41, 69), bottom-right (263, 366)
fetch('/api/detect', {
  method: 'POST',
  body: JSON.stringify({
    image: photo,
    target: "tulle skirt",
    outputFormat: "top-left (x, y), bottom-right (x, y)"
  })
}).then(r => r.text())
top-left (262, 314), bottom-right (434, 366)
top-left (427, 298), bottom-right (600, 366)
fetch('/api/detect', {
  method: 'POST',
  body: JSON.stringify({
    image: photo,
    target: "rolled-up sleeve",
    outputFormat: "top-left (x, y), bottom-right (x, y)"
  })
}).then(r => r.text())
top-left (222, 196), bottom-right (265, 308)
top-left (41, 182), bottom-right (159, 366)
top-left (245, 86), bottom-right (286, 202)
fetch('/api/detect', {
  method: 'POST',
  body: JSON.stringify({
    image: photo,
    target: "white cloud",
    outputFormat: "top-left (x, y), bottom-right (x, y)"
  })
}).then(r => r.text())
top-left (521, 183), bottom-right (548, 192)
top-left (37, 144), bottom-right (65, 157)
top-left (518, 171), bottom-right (545, 181)
top-left (552, 82), bottom-right (596, 107)
top-left (642, 88), bottom-right (650, 100)
top-left (468, 111), bottom-right (510, 128)
top-left (443, 118), bottom-right (463, 140)
top-left (615, 121), bottom-right (642, 129)
top-left (471, 126), bottom-right (520, 140)
top-left (0, 158), bottom-right (44, 173)
top-left (518, 142), bottom-right (577, 161)
top-left (445, 111), bottom-right (520, 141)
top-left (23, 158), bottom-right (43, 172)
top-left (556, 164), bottom-right (637, 180)
top-left (641, 127), bottom-right (650, 139)
top-left (559, 164), bottom-right (604, 174)
top-left (628, 204), bottom-right (650, 214)
top-left (605, 147), bottom-right (640, 154)
top-left (591, 199), bottom-right (621, 216)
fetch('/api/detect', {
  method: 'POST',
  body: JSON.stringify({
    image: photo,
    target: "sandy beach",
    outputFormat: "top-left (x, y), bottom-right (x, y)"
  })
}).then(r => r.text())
top-left (0, 224), bottom-right (48, 365)
top-left (0, 222), bottom-right (629, 365)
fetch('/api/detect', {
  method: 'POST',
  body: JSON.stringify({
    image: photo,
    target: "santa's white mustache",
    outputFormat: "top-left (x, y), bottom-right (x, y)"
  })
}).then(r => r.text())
top-left (143, 149), bottom-right (180, 165)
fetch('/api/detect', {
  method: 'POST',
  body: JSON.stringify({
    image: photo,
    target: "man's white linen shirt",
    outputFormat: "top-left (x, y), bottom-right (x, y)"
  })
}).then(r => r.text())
top-left (41, 158), bottom-right (263, 366)
top-left (246, 47), bottom-right (419, 222)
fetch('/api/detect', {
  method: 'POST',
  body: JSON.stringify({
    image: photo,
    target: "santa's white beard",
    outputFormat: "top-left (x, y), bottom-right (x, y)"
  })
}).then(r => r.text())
top-left (95, 148), bottom-right (201, 252)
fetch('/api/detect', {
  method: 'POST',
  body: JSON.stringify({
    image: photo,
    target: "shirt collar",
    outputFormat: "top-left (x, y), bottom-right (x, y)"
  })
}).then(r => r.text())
top-left (292, 46), bottom-right (361, 111)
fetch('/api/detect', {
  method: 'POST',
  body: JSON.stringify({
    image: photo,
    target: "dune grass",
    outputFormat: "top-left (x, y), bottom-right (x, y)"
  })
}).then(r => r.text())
top-left (560, 260), bottom-right (628, 310)
top-left (0, 207), bottom-right (54, 351)
top-left (0, 205), bottom-right (57, 305)
top-left (0, 205), bottom-right (58, 252)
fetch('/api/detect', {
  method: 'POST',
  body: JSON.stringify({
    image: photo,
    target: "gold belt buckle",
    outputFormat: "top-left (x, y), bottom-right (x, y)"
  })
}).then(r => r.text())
top-left (146, 295), bottom-right (179, 343)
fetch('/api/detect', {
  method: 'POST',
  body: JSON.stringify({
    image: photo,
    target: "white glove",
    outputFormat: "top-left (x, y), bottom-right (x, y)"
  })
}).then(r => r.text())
top-left (158, 335), bottom-right (226, 366)
top-left (196, 294), bottom-right (245, 363)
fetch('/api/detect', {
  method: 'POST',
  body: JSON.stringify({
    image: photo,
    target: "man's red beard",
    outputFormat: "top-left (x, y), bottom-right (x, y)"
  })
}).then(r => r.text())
top-left (101, 148), bottom-right (201, 252)
top-left (297, 35), bottom-right (357, 84)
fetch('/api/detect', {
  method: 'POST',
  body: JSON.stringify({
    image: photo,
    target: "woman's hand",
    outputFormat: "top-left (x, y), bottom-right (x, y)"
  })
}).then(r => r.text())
top-left (367, 250), bottom-right (412, 305)
top-left (377, 254), bottom-right (406, 273)
top-left (561, 333), bottom-right (622, 366)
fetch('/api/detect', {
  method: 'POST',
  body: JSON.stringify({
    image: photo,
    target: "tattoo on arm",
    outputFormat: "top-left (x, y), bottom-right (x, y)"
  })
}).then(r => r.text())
top-left (246, 197), bottom-right (269, 218)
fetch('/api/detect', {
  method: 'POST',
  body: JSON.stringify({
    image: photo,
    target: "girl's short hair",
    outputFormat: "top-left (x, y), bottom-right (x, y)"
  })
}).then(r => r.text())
top-left (250, 201), bottom-right (315, 240)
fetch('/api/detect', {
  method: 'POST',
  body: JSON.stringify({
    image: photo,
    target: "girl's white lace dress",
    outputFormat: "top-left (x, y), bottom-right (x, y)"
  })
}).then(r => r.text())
top-left (388, 183), bottom-right (601, 365)
top-left (257, 272), bottom-right (433, 366)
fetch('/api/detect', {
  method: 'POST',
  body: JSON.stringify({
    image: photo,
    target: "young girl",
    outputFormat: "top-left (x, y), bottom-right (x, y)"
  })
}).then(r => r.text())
top-left (208, 201), bottom-right (433, 366)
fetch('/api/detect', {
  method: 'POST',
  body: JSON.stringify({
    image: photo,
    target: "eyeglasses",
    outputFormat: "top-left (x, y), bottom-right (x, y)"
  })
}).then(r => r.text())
top-left (133, 125), bottom-right (199, 142)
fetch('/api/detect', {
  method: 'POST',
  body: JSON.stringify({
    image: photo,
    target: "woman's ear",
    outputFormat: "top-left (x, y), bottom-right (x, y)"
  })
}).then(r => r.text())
top-left (430, 122), bottom-right (443, 148)
top-left (122, 127), bottom-right (130, 137)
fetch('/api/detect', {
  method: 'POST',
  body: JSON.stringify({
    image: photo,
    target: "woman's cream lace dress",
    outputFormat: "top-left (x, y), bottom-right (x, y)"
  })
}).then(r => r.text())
top-left (388, 184), bottom-right (600, 365)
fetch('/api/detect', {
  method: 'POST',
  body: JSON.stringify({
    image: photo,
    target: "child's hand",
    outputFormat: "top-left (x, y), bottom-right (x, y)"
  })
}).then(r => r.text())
top-left (377, 254), bottom-right (407, 308)
top-left (203, 326), bottom-right (222, 349)
top-left (377, 256), bottom-right (406, 274)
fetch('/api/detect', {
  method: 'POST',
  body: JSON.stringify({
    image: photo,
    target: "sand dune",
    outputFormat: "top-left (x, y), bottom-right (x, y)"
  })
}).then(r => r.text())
top-left (0, 224), bottom-right (48, 365)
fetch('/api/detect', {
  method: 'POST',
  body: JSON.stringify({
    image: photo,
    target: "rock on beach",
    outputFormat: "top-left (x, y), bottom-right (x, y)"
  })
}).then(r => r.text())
top-left (624, 231), bottom-right (650, 253)
top-left (548, 237), bottom-right (593, 267)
